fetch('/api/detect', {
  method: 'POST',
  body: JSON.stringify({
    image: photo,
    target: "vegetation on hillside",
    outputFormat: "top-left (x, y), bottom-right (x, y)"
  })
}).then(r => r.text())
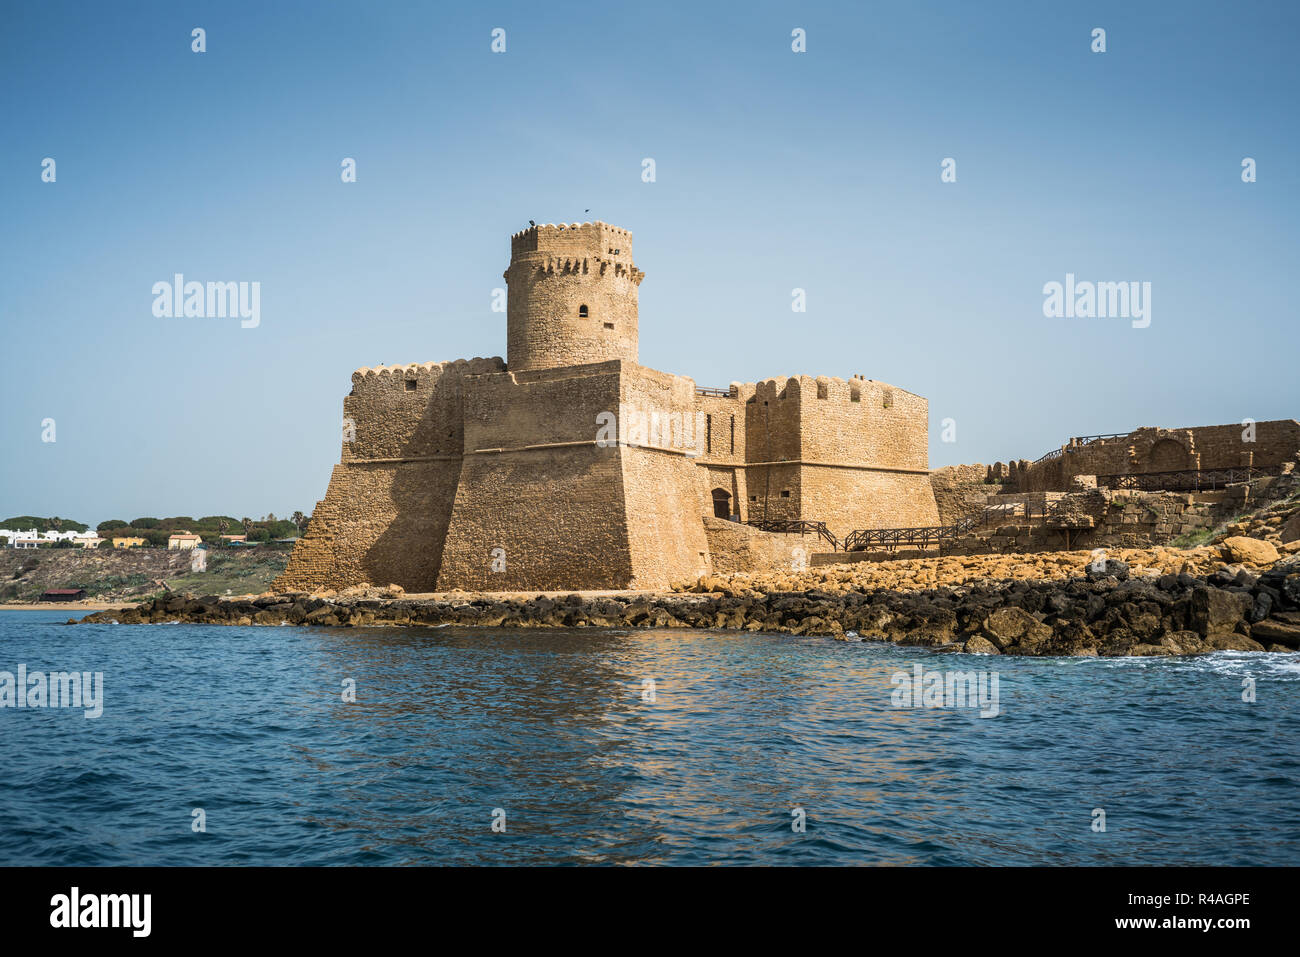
top-left (0, 516), bottom-right (90, 533)
top-left (94, 512), bottom-right (310, 544)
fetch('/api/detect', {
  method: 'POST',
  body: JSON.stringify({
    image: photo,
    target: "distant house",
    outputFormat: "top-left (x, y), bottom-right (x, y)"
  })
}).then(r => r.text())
top-left (41, 588), bottom-right (88, 602)
top-left (112, 536), bottom-right (146, 548)
top-left (13, 538), bottom-right (42, 549)
top-left (219, 534), bottom-right (247, 543)
top-left (168, 533), bottom-right (203, 550)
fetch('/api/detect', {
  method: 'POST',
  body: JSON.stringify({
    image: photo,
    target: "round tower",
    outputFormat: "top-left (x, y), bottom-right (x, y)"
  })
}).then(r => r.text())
top-left (505, 221), bottom-right (644, 372)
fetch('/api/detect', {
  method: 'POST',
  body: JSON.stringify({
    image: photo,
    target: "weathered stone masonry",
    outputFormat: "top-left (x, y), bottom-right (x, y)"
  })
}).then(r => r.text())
top-left (276, 221), bottom-right (939, 592)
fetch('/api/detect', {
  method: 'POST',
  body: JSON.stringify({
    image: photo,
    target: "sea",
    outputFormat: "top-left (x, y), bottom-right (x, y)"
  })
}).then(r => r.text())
top-left (1, 610), bottom-right (1297, 865)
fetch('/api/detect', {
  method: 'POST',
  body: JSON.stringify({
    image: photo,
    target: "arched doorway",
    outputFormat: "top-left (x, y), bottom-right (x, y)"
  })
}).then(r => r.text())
top-left (711, 488), bottom-right (733, 519)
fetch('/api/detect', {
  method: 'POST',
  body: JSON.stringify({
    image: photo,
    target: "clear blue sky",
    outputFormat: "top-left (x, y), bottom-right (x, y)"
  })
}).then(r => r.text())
top-left (2, 0), bottom-right (1296, 526)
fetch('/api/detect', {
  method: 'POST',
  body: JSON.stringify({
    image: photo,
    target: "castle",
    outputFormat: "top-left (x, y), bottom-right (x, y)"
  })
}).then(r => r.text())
top-left (275, 221), bottom-right (940, 593)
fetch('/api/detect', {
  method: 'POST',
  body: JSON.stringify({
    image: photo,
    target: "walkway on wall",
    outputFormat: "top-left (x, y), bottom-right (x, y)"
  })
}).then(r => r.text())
top-left (1096, 465), bottom-right (1279, 492)
top-left (1032, 432), bottom-right (1131, 465)
top-left (742, 519), bottom-right (840, 551)
top-left (843, 500), bottom-right (1094, 554)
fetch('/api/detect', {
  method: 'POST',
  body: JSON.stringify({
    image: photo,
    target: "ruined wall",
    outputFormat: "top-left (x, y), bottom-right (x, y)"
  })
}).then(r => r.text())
top-left (506, 222), bottom-right (642, 372)
top-left (930, 464), bottom-right (995, 524)
top-left (702, 517), bottom-right (812, 576)
top-left (943, 472), bottom-right (1298, 555)
top-left (1022, 421), bottom-right (1300, 491)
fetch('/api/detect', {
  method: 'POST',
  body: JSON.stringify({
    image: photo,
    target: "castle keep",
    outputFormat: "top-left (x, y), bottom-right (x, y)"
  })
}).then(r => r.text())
top-left (276, 221), bottom-right (939, 593)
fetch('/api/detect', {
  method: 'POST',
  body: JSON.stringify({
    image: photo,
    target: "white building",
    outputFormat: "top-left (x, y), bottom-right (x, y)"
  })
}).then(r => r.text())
top-left (1, 527), bottom-right (102, 548)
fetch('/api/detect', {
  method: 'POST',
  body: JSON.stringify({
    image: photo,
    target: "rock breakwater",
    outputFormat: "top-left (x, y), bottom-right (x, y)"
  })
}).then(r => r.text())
top-left (76, 554), bottom-right (1300, 658)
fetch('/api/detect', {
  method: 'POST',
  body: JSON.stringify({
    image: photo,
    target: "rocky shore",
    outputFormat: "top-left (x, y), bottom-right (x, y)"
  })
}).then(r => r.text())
top-left (75, 545), bottom-right (1300, 658)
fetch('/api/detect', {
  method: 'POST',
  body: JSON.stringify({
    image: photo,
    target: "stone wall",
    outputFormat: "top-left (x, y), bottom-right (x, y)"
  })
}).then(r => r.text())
top-left (436, 362), bottom-right (630, 590)
top-left (275, 358), bottom-right (503, 592)
top-left (701, 517), bottom-right (812, 576)
top-left (930, 464), bottom-right (995, 525)
top-left (939, 472), bottom-right (1298, 555)
top-left (1020, 420), bottom-right (1300, 491)
top-left (618, 365), bottom-right (713, 587)
top-left (761, 374), bottom-right (938, 536)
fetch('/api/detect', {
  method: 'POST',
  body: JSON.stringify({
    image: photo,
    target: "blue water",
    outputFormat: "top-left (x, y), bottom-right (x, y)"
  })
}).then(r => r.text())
top-left (0, 609), bottom-right (1297, 865)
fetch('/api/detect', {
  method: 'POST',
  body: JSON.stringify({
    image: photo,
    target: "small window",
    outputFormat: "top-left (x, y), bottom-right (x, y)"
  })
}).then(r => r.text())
top-left (816, 382), bottom-right (828, 399)
top-left (603, 322), bottom-right (614, 330)
top-left (405, 379), bottom-right (417, 391)
top-left (780, 490), bottom-right (791, 498)
top-left (850, 386), bottom-right (861, 403)
top-left (749, 495), bottom-right (757, 502)
top-left (578, 304), bottom-right (589, 318)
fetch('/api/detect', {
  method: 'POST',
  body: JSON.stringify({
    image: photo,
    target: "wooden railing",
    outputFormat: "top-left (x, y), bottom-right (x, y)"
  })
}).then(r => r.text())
top-left (843, 515), bottom-right (980, 553)
top-left (1097, 466), bottom-right (1277, 493)
top-left (842, 497), bottom-right (1092, 554)
top-left (1032, 432), bottom-right (1131, 465)
top-left (743, 519), bottom-right (840, 550)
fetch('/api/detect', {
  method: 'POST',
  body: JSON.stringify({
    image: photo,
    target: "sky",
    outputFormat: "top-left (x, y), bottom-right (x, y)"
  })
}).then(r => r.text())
top-left (1, 0), bottom-right (1296, 527)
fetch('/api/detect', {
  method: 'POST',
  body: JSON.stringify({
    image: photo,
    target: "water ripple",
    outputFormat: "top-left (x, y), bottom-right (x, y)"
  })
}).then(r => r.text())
top-left (0, 612), bottom-right (1297, 865)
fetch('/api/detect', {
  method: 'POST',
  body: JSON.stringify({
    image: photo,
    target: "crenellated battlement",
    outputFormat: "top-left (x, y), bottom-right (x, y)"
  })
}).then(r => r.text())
top-left (739, 374), bottom-right (927, 405)
top-left (351, 356), bottom-right (505, 384)
top-left (510, 221), bottom-right (634, 259)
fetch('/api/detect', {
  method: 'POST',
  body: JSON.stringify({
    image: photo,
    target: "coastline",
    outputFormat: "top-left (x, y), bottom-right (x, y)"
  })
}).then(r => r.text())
top-left (1, 600), bottom-right (136, 611)
top-left (74, 549), bottom-right (1300, 658)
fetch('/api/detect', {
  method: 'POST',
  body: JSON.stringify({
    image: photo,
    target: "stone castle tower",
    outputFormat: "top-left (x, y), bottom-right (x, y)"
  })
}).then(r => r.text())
top-left (506, 222), bottom-right (643, 371)
top-left (276, 221), bottom-right (940, 594)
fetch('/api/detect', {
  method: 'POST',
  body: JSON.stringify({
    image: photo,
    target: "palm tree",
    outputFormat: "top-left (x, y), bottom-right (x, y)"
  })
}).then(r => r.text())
top-left (291, 511), bottom-right (305, 535)
top-left (241, 517), bottom-right (253, 537)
